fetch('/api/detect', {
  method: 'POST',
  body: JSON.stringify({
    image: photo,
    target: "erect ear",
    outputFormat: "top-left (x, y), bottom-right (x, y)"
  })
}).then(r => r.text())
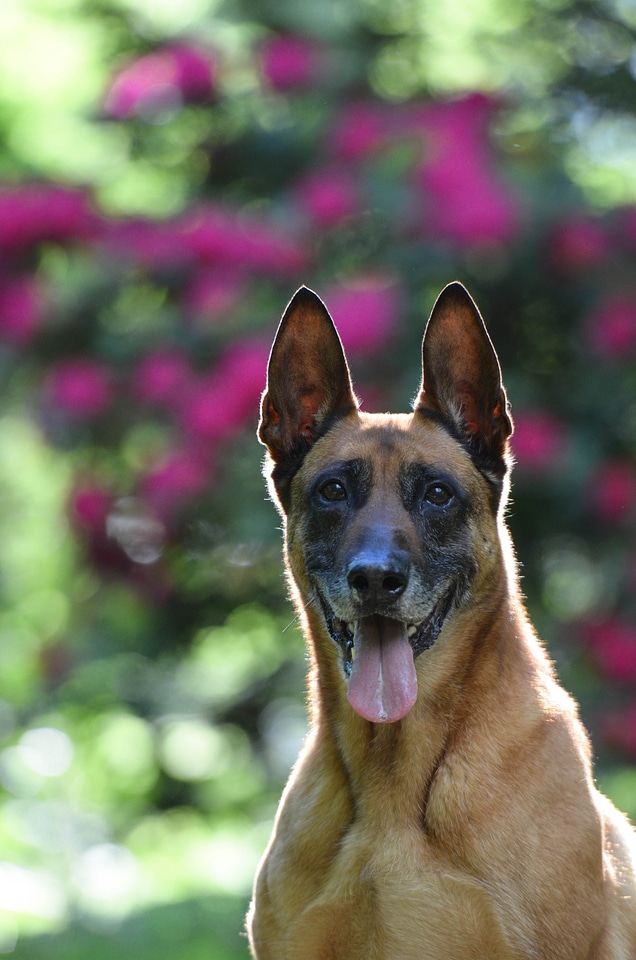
top-left (415, 282), bottom-right (513, 474)
top-left (258, 286), bottom-right (357, 470)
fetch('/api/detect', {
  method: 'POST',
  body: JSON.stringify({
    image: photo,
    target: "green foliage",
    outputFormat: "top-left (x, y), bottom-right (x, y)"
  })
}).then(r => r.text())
top-left (10, 895), bottom-right (249, 960)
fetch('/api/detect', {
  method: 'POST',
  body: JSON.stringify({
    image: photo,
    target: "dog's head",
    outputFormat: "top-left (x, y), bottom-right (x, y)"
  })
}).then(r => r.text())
top-left (258, 283), bottom-right (514, 723)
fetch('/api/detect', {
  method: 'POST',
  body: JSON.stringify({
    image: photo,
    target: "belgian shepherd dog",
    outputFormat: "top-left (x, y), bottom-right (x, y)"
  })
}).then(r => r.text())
top-left (247, 282), bottom-right (636, 959)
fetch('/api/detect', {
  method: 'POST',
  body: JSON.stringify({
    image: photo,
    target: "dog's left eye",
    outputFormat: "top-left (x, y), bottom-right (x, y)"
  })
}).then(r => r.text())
top-left (423, 483), bottom-right (453, 507)
top-left (320, 480), bottom-right (347, 502)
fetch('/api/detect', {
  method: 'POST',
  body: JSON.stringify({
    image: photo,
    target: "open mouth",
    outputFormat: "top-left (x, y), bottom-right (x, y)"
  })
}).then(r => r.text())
top-left (319, 590), bottom-right (455, 724)
top-left (324, 591), bottom-right (453, 669)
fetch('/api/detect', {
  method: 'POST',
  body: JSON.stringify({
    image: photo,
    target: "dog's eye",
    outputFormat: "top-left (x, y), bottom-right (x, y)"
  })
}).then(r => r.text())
top-left (320, 480), bottom-right (347, 502)
top-left (423, 483), bottom-right (453, 507)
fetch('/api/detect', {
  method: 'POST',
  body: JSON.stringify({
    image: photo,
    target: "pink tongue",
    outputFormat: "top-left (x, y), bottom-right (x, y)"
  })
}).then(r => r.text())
top-left (347, 615), bottom-right (418, 723)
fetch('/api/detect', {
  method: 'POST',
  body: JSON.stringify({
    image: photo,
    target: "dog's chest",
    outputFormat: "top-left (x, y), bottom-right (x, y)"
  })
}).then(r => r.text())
top-left (310, 821), bottom-right (518, 960)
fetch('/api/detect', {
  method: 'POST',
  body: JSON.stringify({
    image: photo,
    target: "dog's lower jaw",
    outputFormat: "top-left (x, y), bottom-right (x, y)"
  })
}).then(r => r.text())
top-left (322, 589), bottom-right (455, 666)
top-left (317, 588), bottom-right (456, 723)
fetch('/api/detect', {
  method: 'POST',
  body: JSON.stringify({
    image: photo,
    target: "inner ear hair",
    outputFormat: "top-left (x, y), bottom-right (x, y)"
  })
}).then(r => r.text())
top-left (416, 281), bottom-right (513, 456)
top-left (258, 286), bottom-right (357, 465)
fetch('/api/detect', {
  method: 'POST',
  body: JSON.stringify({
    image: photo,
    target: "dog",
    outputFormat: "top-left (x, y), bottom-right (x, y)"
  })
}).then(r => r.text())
top-left (246, 282), bottom-right (636, 959)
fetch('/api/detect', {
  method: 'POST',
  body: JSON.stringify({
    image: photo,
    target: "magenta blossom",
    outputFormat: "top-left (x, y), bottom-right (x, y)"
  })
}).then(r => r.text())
top-left (412, 95), bottom-right (519, 248)
top-left (321, 279), bottom-right (400, 356)
top-left (0, 185), bottom-right (95, 256)
top-left (510, 410), bottom-right (567, 473)
top-left (547, 217), bottom-right (611, 274)
top-left (260, 35), bottom-right (322, 91)
top-left (102, 218), bottom-right (194, 271)
top-left (104, 44), bottom-right (215, 119)
top-left (180, 340), bottom-right (269, 445)
top-left (0, 277), bottom-right (44, 345)
top-left (331, 102), bottom-right (395, 160)
top-left (46, 359), bottom-right (113, 418)
top-left (184, 269), bottom-right (244, 323)
top-left (180, 205), bottom-right (308, 275)
top-left (589, 460), bottom-right (636, 526)
top-left (133, 350), bottom-right (192, 407)
top-left (586, 295), bottom-right (636, 359)
top-left (585, 617), bottom-right (636, 683)
top-left (141, 448), bottom-right (213, 516)
top-left (294, 167), bottom-right (359, 226)
top-left (70, 484), bottom-right (113, 535)
top-left (106, 207), bottom-right (306, 276)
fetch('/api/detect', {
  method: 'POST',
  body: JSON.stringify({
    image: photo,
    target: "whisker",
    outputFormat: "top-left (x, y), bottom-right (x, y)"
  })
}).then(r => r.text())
top-left (282, 591), bottom-right (318, 633)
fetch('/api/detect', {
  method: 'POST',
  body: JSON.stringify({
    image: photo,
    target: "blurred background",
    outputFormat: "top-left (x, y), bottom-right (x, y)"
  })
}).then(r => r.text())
top-left (0, 0), bottom-right (636, 956)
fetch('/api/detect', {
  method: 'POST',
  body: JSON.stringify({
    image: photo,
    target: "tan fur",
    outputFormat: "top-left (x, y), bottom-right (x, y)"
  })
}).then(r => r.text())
top-left (247, 285), bottom-right (636, 959)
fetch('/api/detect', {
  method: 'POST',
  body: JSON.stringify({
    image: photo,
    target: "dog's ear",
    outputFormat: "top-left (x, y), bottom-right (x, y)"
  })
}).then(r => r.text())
top-left (259, 286), bottom-right (357, 468)
top-left (416, 282), bottom-right (513, 472)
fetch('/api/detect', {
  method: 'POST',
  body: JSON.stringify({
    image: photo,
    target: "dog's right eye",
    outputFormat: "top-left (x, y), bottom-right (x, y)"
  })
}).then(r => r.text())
top-left (320, 480), bottom-right (347, 502)
top-left (423, 482), bottom-right (454, 507)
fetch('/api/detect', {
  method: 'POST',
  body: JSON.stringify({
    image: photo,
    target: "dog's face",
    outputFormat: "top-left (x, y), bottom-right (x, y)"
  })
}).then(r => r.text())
top-left (259, 284), bottom-right (513, 723)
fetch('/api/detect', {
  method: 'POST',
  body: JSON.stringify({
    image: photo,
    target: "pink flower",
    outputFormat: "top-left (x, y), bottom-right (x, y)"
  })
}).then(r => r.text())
top-left (331, 102), bottom-right (394, 160)
top-left (141, 448), bottom-right (213, 515)
top-left (0, 277), bottom-right (44, 345)
top-left (585, 618), bottom-right (636, 682)
top-left (104, 44), bottom-right (215, 119)
top-left (184, 269), bottom-right (244, 322)
top-left (589, 460), bottom-right (636, 526)
top-left (68, 482), bottom-right (134, 577)
top-left (321, 279), bottom-right (400, 356)
top-left (547, 217), bottom-right (611, 274)
top-left (133, 350), bottom-right (192, 407)
top-left (0, 185), bottom-right (95, 255)
top-left (413, 95), bottom-right (519, 248)
top-left (586, 296), bottom-right (636, 359)
top-left (106, 207), bottom-right (307, 276)
top-left (180, 340), bottom-right (269, 444)
top-left (169, 44), bottom-right (216, 98)
top-left (102, 218), bottom-right (193, 271)
top-left (510, 411), bottom-right (567, 473)
top-left (294, 168), bottom-right (359, 226)
top-left (46, 359), bottom-right (113, 418)
top-left (70, 484), bottom-right (112, 534)
top-left (181, 205), bottom-right (307, 274)
top-left (260, 35), bottom-right (321, 90)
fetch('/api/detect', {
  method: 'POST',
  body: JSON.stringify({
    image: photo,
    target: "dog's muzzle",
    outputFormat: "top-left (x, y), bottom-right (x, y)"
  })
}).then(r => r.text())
top-left (319, 589), bottom-right (455, 724)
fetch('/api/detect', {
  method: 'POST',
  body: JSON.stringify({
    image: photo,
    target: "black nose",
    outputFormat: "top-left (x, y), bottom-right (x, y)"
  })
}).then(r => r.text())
top-left (347, 550), bottom-right (409, 604)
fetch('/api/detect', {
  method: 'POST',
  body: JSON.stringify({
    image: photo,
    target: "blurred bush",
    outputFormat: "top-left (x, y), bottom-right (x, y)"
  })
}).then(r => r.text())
top-left (0, 0), bottom-right (636, 957)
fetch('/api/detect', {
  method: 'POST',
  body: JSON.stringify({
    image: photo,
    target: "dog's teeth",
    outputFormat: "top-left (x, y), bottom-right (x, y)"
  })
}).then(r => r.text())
top-left (347, 622), bottom-right (355, 635)
top-left (407, 624), bottom-right (418, 638)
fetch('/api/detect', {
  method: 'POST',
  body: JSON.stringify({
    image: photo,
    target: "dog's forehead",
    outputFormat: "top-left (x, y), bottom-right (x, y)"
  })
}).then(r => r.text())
top-left (305, 411), bottom-right (475, 480)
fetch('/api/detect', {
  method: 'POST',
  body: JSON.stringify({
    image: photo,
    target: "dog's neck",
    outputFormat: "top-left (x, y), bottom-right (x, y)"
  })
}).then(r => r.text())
top-left (298, 578), bottom-right (534, 830)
